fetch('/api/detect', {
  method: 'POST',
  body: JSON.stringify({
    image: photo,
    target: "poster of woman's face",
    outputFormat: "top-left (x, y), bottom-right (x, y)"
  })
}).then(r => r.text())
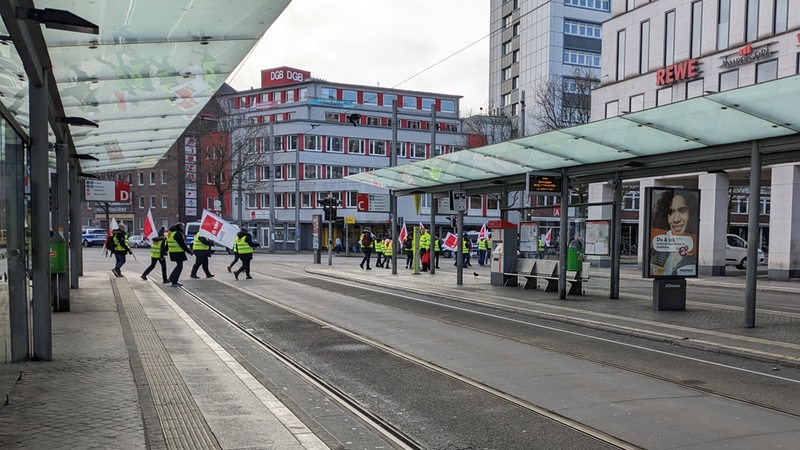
top-left (645, 188), bottom-right (700, 278)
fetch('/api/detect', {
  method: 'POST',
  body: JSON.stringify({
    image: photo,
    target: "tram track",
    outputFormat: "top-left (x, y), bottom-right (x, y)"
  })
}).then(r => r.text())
top-left (175, 268), bottom-right (636, 449)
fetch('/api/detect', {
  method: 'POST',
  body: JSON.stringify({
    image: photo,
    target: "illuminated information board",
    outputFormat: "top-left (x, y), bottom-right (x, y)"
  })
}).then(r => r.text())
top-left (529, 175), bottom-right (561, 194)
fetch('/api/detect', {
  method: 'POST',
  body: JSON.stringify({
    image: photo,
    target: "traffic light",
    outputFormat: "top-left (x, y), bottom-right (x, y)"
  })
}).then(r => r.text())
top-left (318, 196), bottom-right (340, 222)
top-left (450, 215), bottom-right (457, 229)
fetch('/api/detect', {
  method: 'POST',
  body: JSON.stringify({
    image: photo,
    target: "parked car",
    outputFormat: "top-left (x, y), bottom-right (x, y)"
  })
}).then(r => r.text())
top-left (128, 235), bottom-right (150, 248)
top-left (726, 234), bottom-right (765, 269)
top-left (81, 228), bottom-right (107, 247)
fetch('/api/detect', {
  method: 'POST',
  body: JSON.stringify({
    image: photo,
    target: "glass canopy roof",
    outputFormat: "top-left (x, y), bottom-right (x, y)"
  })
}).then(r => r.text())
top-left (0, 0), bottom-right (291, 173)
top-left (347, 74), bottom-right (800, 193)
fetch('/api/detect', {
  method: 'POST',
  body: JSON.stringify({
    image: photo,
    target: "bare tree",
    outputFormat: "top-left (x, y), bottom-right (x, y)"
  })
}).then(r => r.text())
top-left (196, 97), bottom-right (268, 221)
top-left (461, 103), bottom-right (518, 147)
top-left (529, 66), bottom-right (598, 134)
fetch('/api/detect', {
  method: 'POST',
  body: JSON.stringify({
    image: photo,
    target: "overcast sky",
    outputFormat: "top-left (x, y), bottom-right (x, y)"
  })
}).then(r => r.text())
top-left (228, 0), bottom-right (490, 115)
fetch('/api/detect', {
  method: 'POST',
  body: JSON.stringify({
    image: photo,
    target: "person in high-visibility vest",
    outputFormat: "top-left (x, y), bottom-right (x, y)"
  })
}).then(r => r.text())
top-left (419, 228), bottom-right (431, 272)
top-left (383, 238), bottom-right (393, 269)
top-left (375, 236), bottom-right (385, 268)
top-left (109, 223), bottom-right (132, 278)
top-left (477, 237), bottom-right (488, 266)
top-left (233, 229), bottom-right (260, 280)
top-left (190, 232), bottom-right (215, 279)
top-left (141, 227), bottom-right (169, 283)
top-left (433, 235), bottom-right (442, 269)
top-left (167, 222), bottom-right (192, 287)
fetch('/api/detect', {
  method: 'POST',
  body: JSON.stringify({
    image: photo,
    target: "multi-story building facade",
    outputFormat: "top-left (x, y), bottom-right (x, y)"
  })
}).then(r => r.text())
top-left (589, 0), bottom-right (800, 278)
top-left (219, 67), bottom-right (495, 250)
top-left (489, 0), bottom-right (611, 132)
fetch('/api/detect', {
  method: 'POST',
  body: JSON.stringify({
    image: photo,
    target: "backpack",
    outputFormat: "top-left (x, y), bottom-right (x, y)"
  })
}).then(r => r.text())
top-left (361, 233), bottom-right (372, 247)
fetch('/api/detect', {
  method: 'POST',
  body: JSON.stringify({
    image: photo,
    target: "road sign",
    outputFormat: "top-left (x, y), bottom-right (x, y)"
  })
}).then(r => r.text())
top-left (450, 190), bottom-right (467, 212)
top-left (356, 193), bottom-right (390, 212)
top-left (84, 180), bottom-right (131, 202)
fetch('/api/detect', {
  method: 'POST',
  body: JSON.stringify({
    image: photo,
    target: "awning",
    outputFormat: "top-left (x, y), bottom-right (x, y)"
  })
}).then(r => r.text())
top-left (347, 74), bottom-right (800, 194)
top-left (0, 0), bottom-right (291, 173)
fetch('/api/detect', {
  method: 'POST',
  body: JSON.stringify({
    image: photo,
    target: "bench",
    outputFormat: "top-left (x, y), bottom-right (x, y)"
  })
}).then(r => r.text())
top-left (504, 259), bottom-right (590, 295)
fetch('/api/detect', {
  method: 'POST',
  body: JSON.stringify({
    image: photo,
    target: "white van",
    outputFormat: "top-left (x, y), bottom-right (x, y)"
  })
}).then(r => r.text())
top-left (726, 234), bottom-right (765, 269)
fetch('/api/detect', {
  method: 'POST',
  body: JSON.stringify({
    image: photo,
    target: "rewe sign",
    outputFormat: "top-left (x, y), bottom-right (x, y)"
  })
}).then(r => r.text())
top-left (261, 66), bottom-right (311, 88)
top-left (655, 58), bottom-right (699, 86)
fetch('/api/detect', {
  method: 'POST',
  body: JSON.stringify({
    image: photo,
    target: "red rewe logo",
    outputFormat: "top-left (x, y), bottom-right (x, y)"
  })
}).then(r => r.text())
top-left (738, 43), bottom-right (752, 56)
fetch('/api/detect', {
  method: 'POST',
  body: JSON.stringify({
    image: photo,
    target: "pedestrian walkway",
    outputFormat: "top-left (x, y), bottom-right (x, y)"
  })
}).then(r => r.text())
top-left (1, 254), bottom-right (798, 448)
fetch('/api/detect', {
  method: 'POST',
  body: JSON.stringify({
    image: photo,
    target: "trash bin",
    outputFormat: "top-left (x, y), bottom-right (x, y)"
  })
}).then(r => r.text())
top-left (50, 231), bottom-right (67, 274)
top-left (567, 239), bottom-right (582, 271)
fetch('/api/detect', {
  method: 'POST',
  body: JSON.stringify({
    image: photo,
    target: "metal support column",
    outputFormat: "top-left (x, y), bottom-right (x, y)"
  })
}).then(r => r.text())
top-left (390, 100), bottom-right (398, 275)
top-left (611, 177), bottom-right (623, 299)
top-left (745, 141), bottom-right (761, 328)
top-left (8, 140), bottom-right (28, 362)
top-left (31, 67), bottom-right (52, 360)
top-left (558, 168), bottom-right (568, 299)
top-left (54, 142), bottom-right (70, 310)
top-left (429, 107), bottom-right (436, 275)
top-left (69, 156), bottom-right (82, 284)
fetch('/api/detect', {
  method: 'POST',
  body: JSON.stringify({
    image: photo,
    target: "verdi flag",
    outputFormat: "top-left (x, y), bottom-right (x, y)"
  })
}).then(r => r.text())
top-left (478, 223), bottom-right (488, 241)
top-left (441, 232), bottom-right (459, 250)
top-left (398, 223), bottom-right (408, 244)
top-left (198, 209), bottom-right (239, 249)
top-left (143, 209), bottom-right (158, 241)
top-left (544, 228), bottom-right (552, 246)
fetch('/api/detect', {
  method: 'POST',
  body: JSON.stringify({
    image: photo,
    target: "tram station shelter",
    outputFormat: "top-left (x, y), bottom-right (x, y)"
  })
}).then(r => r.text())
top-left (0, 0), bottom-right (292, 362)
top-left (347, 74), bottom-right (800, 311)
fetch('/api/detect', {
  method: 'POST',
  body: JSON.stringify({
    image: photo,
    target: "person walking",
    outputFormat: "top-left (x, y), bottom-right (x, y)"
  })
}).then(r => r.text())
top-left (190, 232), bottom-right (215, 279)
top-left (404, 235), bottom-right (413, 269)
top-left (359, 227), bottom-right (374, 270)
top-left (374, 235), bottom-right (385, 268)
top-left (141, 226), bottom-right (169, 283)
top-left (382, 237), bottom-right (392, 269)
top-left (108, 223), bottom-right (132, 277)
top-left (419, 228), bottom-right (431, 272)
top-left (167, 222), bottom-right (192, 287)
top-left (433, 235), bottom-right (442, 269)
top-left (233, 229), bottom-right (259, 280)
top-left (335, 236), bottom-right (342, 254)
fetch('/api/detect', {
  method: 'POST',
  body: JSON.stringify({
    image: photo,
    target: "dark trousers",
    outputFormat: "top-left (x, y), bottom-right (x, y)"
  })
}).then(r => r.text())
top-left (235, 254), bottom-right (252, 277)
top-left (191, 253), bottom-right (212, 277)
top-left (113, 253), bottom-right (127, 273)
top-left (360, 250), bottom-right (372, 269)
top-left (169, 260), bottom-right (184, 283)
top-left (434, 251), bottom-right (440, 268)
top-left (142, 257), bottom-right (167, 282)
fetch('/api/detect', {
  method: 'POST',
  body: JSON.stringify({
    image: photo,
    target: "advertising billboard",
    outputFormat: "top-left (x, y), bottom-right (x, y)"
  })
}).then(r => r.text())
top-left (643, 188), bottom-right (701, 278)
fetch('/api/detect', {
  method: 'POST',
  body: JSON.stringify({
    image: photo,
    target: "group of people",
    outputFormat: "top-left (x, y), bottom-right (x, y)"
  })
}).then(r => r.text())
top-left (108, 221), bottom-right (259, 287)
top-left (356, 227), bottom-right (492, 272)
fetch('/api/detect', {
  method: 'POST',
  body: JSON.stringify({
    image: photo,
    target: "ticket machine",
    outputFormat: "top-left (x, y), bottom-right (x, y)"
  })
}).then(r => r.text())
top-left (489, 220), bottom-right (518, 286)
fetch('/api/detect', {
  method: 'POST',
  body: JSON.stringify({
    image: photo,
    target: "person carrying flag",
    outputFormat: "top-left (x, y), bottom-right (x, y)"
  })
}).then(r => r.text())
top-left (141, 227), bottom-right (169, 283)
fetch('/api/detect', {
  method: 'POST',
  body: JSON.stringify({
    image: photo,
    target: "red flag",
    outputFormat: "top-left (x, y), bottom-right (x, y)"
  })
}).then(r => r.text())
top-left (478, 223), bottom-right (487, 241)
top-left (102, 218), bottom-right (118, 255)
top-left (398, 223), bottom-right (408, 243)
top-left (419, 222), bottom-right (425, 232)
top-left (442, 232), bottom-right (458, 250)
top-left (143, 209), bottom-right (157, 241)
top-left (544, 228), bottom-right (552, 246)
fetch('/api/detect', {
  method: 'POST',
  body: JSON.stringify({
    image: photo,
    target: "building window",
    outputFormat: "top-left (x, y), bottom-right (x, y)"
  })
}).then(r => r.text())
top-left (150, 196), bottom-right (156, 208)
top-left (396, 142), bottom-right (407, 158)
top-left (320, 87), bottom-right (336, 100)
top-left (287, 135), bottom-right (298, 150)
top-left (690, 2), bottom-right (702, 58)
top-left (616, 30), bottom-right (626, 81)
top-left (303, 164), bottom-right (321, 180)
top-left (719, 69), bottom-right (739, 91)
top-left (162, 195), bottom-right (168, 208)
top-left (138, 196), bottom-right (144, 208)
top-left (304, 135), bottom-right (320, 151)
top-left (411, 143), bottom-right (426, 159)
top-left (245, 167), bottom-right (257, 182)
top-left (325, 112), bottom-right (339, 122)
top-left (342, 90), bottom-right (357, 103)
top-left (503, 13), bottom-right (513, 28)
top-left (348, 138), bottom-right (364, 154)
top-left (260, 166), bottom-right (270, 180)
top-left (402, 96), bottom-right (416, 109)
top-left (656, 87), bottom-right (673, 106)
top-left (328, 166), bottom-right (344, 179)
top-left (422, 98), bottom-right (435, 111)
top-left (563, 20), bottom-right (601, 38)
top-left (407, 120), bottom-right (421, 129)
top-left (664, 10), bottom-right (676, 66)
top-left (774, 0), bottom-right (789, 33)
top-left (686, 78), bottom-right (705, 99)
top-left (286, 90), bottom-right (295, 103)
top-left (138, 172), bottom-right (144, 185)
top-left (501, 93), bottom-right (511, 107)
top-left (502, 67), bottom-right (511, 80)
top-left (622, 191), bottom-right (640, 211)
top-left (327, 136), bottom-right (343, 153)
top-left (639, 20), bottom-right (650, 74)
top-left (756, 59), bottom-right (778, 83)
top-left (629, 94), bottom-right (644, 112)
top-left (512, 76), bottom-right (519, 89)
top-left (161, 170), bottom-right (167, 184)
top-left (440, 100), bottom-right (455, 112)
top-left (717, 0), bottom-right (730, 50)
top-left (301, 193), bottom-right (312, 208)
top-left (563, 49), bottom-right (601, 68)
top-left (433, 145), bottom-right (445, 156)
top-left (503, 40), bottom-right (512, 54)
top-left (149, 171), bottom-right (155, 185)
top-left (383, 93), bottom-right (397, 107)
top-left (563, 0), bottom-right (610, 12)
top-left (605, 100), bottom-right (619, 118)
top-left (286, 164), bottom-right (297, 180)
top-left (366, 117), bottom-right (380, 126)
top-left (512, 50), bottom-right (519, 63)
top-left (369, 140), bottom-right (387, 156)
top-left (745, 0), bottom-right (760, 42)
top-left (363, 92), bottom-right (378, 105)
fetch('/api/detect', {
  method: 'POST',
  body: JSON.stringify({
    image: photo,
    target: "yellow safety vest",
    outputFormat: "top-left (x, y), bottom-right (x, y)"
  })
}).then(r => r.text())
top-left (113, 232), bottom-right (128, 252)
top-left (384, 240), bottom-right (393, 256)
top-left (149, 238), bottom-right (164, 258)
top-left (192, 233), bottom-right (209, 251)
top-left (420, 232), bottom-right (431, 250)
top-left (168, 231), bottom-right (183, 253)
top-left (235, 235), bottom-right (253, 254)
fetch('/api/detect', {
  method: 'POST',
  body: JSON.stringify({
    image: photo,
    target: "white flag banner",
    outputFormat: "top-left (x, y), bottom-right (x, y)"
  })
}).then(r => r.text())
top-left (143, 209), bottom-right (158, 241)
top-left (198, 209), bottom-right (239, 249)
top-left (441, 232), bottom-right (459, 251)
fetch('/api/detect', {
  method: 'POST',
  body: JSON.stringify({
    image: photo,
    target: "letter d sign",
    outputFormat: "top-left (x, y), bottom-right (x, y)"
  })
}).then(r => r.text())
top-left (115, 181), bottom-right (131, 202)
